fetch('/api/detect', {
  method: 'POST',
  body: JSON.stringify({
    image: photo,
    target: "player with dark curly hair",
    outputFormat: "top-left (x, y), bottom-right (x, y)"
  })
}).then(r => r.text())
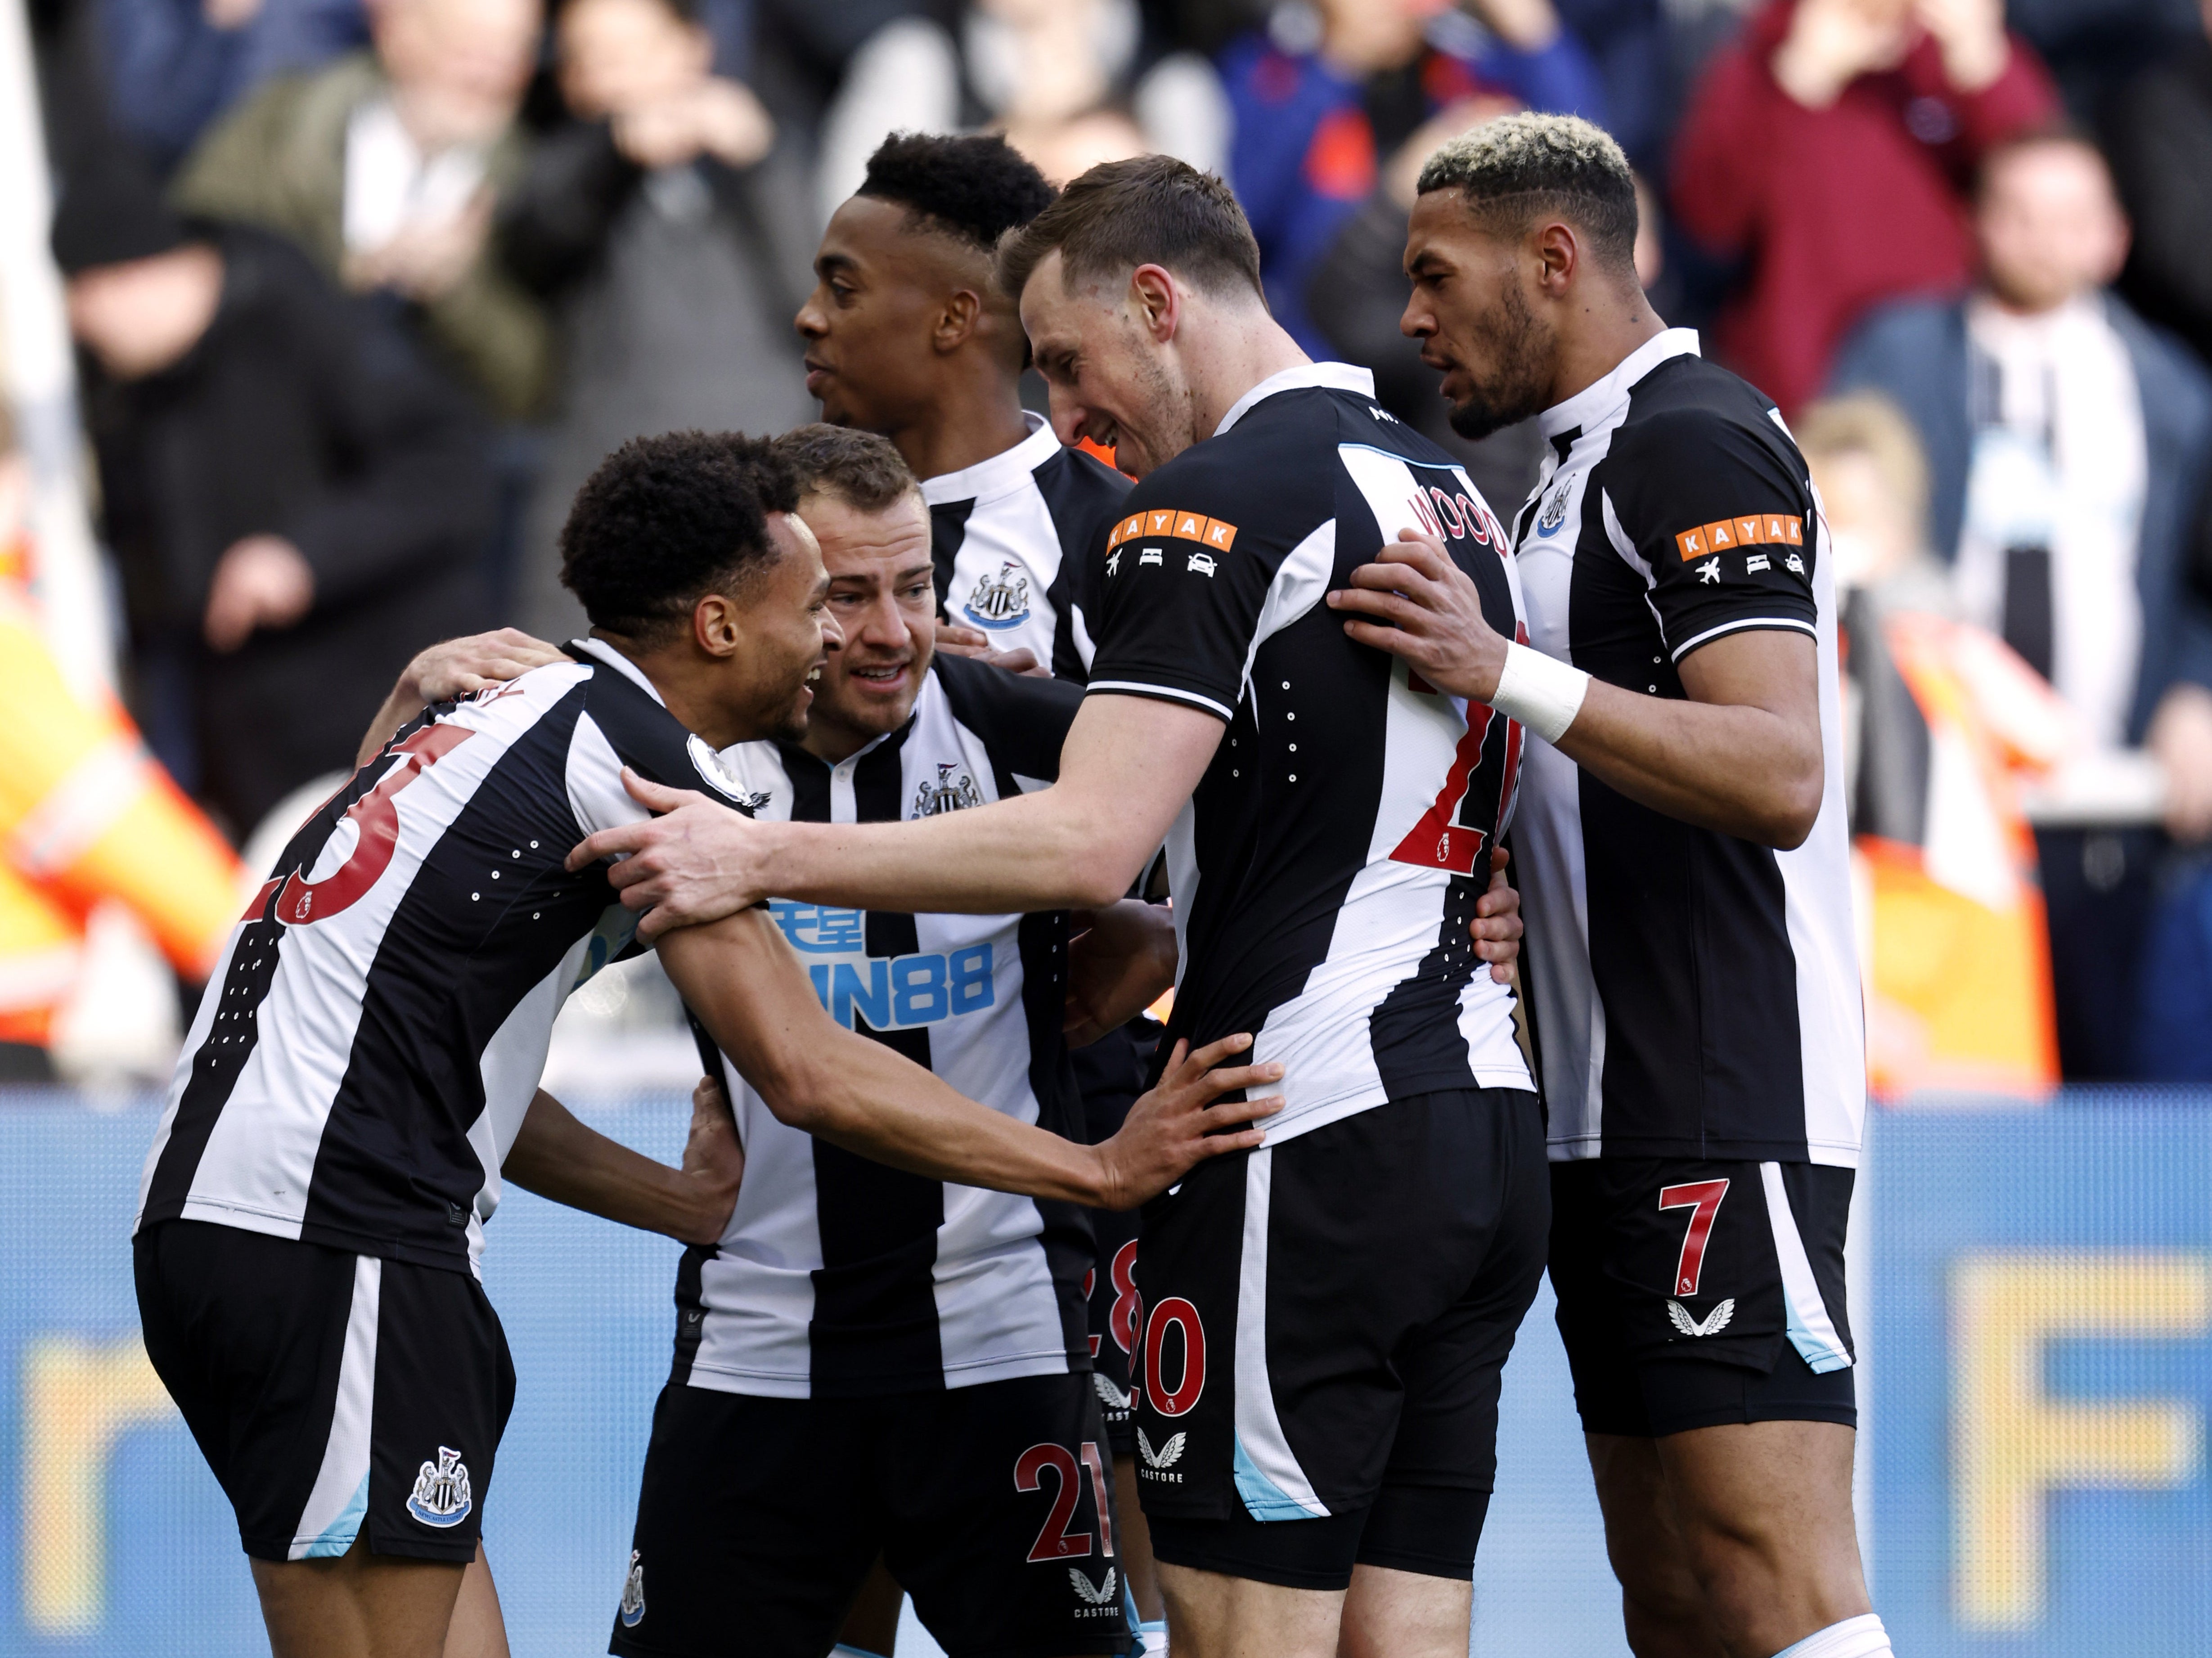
top-left (131, 429), bottom-right (1281, 1658)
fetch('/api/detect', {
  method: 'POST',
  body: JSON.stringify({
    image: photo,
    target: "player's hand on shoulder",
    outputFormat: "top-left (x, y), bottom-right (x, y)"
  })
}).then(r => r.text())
top-left (566, 769), bottom-right (773, 939)
top-left (935, 623), bottom-right (1049, 678)
top-left (1473, 845), bottom-right (1523, 985)
top-left (679, 1071), bottom-right (745, 1243)
top-left (403, 628), bottom-right (566, 704)
top-left (1092, 1033), bottom-right (1283, 1210)
top-left (1326, 529), bottom-right (1509, 701)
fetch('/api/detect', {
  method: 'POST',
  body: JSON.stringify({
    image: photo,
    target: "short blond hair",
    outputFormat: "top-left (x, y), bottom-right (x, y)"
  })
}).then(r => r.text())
top-left (1416, 113), bottom-right (1638, 273)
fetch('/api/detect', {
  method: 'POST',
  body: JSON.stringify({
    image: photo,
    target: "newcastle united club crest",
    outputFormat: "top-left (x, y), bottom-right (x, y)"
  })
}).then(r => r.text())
top-left (619, 1550), bottom-right (647, 1627)
top-left (406, 1446), bottom-right (473, 1528)
top-left (961, 560), bottom-right (1031, 630)
top-left (913, 762), bottom-right (985, 818)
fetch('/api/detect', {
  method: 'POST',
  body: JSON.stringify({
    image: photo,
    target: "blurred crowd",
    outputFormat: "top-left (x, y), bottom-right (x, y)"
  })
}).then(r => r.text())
top-left (14, 0), bottom-right (2212, 1087)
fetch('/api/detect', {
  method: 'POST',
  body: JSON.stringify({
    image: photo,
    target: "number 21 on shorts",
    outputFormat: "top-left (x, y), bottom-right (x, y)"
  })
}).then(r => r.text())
top-left (1658, 1179), bottom-right (1729, 1297)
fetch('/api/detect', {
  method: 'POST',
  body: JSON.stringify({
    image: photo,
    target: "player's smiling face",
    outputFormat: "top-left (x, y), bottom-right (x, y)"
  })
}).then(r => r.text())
top-left (796, 488), bottom-right (936, 763)
top-left (1021, 249), bottom-right (1190, 480)
top-left (1399, 190), bottom-right (1560, 442)
top-left (795, 197), bottom-right (965, 434)
top-left (720, 512), bottom-right (836, 746)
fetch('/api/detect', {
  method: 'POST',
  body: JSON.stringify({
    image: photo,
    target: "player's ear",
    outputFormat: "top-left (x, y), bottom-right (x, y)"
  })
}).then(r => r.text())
top-left (1533, 220), bottom-right (1578, 296)
top-left (1130, 264), bottom-right (1179, 342)
top-left (691, 589), bottom-right (743, 660)
top-left (934, 287), bottom-right (984, 353)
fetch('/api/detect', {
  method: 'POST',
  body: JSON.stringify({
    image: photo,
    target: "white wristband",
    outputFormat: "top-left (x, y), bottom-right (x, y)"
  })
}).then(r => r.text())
top-left (1489, 641), bottom-right (1589, 744)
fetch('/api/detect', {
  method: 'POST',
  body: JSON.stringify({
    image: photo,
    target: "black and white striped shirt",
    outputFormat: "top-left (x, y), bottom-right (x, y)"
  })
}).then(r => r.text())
top-left (673, 654), bottom-right (1095, 1396)
top-left (1084, 362), bottom-right (1534, 1140)
top-left (1507, 329), bottom-right (1865, 1167)
top-left (922, 413), bottom-right (1133, 681)
top-left (134, 639), bottom-right (755, 1275)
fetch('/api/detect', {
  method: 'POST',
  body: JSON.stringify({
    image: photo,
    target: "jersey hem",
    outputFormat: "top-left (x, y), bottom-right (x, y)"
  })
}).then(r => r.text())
top-left (1546, 1134), bottom-right (1862, 1168)
top-left (145, 1203), bottom-right (487, 1280)
top-left (1258, 1063), bottom-right (1537, 1147)
top-left (681, 1346), bottom-right (1080, 1399)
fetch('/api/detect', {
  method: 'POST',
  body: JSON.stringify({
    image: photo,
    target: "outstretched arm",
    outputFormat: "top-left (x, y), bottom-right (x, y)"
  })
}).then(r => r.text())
top-left (658, 905), bottom-right (1280, 1210)
top-left (1328, 533), bottom-right (1824, 848)
top-left (503, 1075), bottom-right (744, 1244)
top-left (568, 692), bottom-right (1224, 938)
top-left (357, 629), bottom-right (570, 765)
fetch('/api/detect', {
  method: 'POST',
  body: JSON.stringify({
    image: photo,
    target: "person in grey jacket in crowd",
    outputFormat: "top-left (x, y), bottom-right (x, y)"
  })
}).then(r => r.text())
top-left (497, 0), bottom-right (814, 643)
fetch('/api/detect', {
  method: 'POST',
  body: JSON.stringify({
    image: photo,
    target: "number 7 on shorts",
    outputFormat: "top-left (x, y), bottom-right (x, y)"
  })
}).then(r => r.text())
top-left (1658, 1180), bottom-right (1729, 1297)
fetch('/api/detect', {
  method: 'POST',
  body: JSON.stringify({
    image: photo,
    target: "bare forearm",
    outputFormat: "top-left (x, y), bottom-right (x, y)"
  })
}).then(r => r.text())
top-left (503, 1089), bottom-right (721, 1241)
top-left (1557, 680), bottom-right (1822, 846)
top-left (781, 1026), bottom-right (1109, 1203)
top-left (355, 685), bottom-right (420, 768)
top-left (662, 917), bottom-right (1109, 1204)
top-left (760, 788), bottom-right (1133, 914)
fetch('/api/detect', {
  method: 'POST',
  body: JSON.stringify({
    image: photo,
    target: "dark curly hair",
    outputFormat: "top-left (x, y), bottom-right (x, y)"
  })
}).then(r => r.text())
top-left (558, 431), bottom-right (801, 645)
top-left (857, 131), bottom-right (1056, 255)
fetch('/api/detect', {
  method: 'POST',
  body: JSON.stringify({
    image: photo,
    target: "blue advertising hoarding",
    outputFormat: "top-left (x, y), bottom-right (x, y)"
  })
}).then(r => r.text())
top-left (0, 1094), bottom-right (2205, 1655)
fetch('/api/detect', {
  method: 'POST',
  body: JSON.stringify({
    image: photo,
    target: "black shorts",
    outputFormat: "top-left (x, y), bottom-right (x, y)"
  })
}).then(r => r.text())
top-left (612, 1372), bottom-right (1128, 1658)
top-left (1549, 1157), bottom-right (1857, 1438)
top-left (133, 1219), bottom-right (514, 1564)
top-left (1130, 1087), bottom-right (1547, 1591)
top-left (1075, 1022), bottom-right (1155, 1458)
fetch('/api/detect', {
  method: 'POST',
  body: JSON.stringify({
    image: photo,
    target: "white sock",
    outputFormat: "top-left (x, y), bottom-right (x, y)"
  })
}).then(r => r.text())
top-left (1772, 1613), bottom-right (1892, 1658)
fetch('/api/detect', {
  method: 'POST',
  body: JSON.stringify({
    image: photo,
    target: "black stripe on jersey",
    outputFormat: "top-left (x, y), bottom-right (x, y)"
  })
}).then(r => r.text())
top-left (144, 705), bottom-right (450, 1226)
top-left (931, 652), bottom-right (1081, 784)
top-left (301, 685), bottom-right (608, 1266)
top-left (928, 498), bottom-right (977, 625)
top-left (789, 730), bottom-right (950, 1395)
top-left (1030, 446), bottom-right (1132, 682)
top-left (670, 1014), bottom-right (724, 1386)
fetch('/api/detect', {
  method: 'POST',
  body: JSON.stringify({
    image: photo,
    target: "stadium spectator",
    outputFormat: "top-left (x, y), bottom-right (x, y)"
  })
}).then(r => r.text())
top-left (496, 0), bottom-right (813, 643)
top-left (1801, 391), bottom-right (2061, 1096)
top-left (2104, 0), bottom-right (2212, 372)
top-left (813, 0), bottom-right (1232, 218)
top-left (1830, 129), bottom-right (2212, 1078)
top-left (168, 0), bottom-right (552, 420)
top-left (97, 0), bottom-right (367, 175)
top-left (55, 143), bottom-right (496, 840)
top-left (1220, 0), bottom-right (1606, 354)
top-left (1554, 0), bottom-right (1668, 168)
top-left (1670, 0), bottom-right (2058, 415)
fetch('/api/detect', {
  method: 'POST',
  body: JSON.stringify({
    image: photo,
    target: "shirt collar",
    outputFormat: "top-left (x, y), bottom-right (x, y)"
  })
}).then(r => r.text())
top-left (918, 413), bottom-right (1063, 507)
top-left (1214, 360), bottom-right (1376, 436)
top-left (568, 636), bottom-right (666, 705)
top-left (1537, 328), bottom-right (1701, 442)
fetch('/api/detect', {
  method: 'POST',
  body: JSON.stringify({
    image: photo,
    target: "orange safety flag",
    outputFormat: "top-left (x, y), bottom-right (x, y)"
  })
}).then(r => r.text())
top-left (0, 589), bottom-right (243, 984)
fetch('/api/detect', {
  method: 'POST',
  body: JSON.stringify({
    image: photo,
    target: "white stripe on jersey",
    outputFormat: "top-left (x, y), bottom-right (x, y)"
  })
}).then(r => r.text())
top-left (683, 673), bottom-right (1072, 1395)
top-left (137, 639), bottom-right (741, 1273)
top-left (924, 415), bottom-right (1087, 673)
top-left (1241, 449), bottom-right (1531, 1143)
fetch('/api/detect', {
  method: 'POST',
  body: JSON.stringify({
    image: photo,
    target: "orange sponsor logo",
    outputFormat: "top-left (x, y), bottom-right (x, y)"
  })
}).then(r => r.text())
top-left (1110, 509), bottom-right (1239, 552)
top-left (1678, 512), bottom-right (1802, 559)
